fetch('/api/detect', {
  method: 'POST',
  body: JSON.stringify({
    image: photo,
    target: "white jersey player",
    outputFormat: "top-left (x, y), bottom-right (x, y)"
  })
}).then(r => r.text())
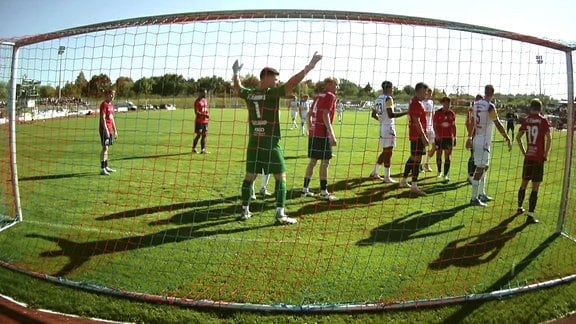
top-left (369, 81), bottom-right (408, 183)
top-left (468, 84), bottom-right (512, 207)
top-left (422, 88), bottom-right (436, 172)
top-left (299, 95), bottom-right (310, 135)
top-left (289, 95), bottom-right (299, 129)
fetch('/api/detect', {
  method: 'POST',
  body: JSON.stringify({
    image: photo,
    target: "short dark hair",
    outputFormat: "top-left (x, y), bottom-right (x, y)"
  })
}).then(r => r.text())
top-left (415, 82), bottom-right (429, 92)
top-left (260, 67), bottom-right (279, 79)
top-left (530, 98), bottom-right (542, 111)
top-left (485, 84), bottom-right (495, 96)
top-left (381, 81), bottom-right (393, 90)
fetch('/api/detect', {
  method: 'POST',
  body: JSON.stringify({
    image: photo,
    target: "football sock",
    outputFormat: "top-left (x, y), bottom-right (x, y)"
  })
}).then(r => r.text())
top-left (241, 180), bottom-right (252, 205)
top-left (529, 190), bottom-right (538, 213)
top-left (471, 179), bottom-right (479, 199)
top-left (320, 179), bottom-right (328, 191)
top-left (518, 188), bottom-right (526, 207)
top-left (275, 179), bottom-right (286, 208)
top-left (403, 158), bottom-right (413, 178)
top-left (303, 177), bottom-right (311, 190)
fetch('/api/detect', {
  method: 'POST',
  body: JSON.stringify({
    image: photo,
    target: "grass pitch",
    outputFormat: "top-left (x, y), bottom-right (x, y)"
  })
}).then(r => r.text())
top-left (0, 104), bottom-right (575, 314)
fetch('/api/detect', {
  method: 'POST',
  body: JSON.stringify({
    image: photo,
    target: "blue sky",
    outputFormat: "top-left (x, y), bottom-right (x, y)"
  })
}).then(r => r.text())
top-left (0, 0), bottom-right (573, 99)
top-left (1, 0), bottom-right (574, 43)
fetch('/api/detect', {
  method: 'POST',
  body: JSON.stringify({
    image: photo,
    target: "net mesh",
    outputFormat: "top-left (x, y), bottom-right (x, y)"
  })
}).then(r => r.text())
top-left (0, 11), bottom-right (574, 311)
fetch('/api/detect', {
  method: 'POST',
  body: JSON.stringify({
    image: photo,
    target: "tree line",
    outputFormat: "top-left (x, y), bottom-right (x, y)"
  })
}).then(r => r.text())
top-left (0, 71), bottom-right (559, 111)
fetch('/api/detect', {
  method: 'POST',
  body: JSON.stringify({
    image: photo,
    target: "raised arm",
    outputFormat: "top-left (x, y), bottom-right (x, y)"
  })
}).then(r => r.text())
top-left (284, 52), bottom-right (322, 95)
top-left (232, 59), bottom-right (244, 96)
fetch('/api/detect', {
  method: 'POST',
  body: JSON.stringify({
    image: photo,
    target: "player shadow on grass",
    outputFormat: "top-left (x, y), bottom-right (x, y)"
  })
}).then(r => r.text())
top-left (428, 211), bottom-right (528, 269)
top-left (26, 218), bottom-right (274, 277)
top-left (285, 182), bottom-right (399, 218)
top-left (413, 179), bottom-right (468, 194)
top-left (441, 232), bottom-right (560, 322)
top-left (116, 151), bottom-right (193, 161)
top-left (18, 172), bottom-right (94, 181)
top-left (96, 195), bottom-right (246, 221)
top-left (282, 176), bottom-right (404, 218)
top-left (356, 204), bottom-right (470, 245)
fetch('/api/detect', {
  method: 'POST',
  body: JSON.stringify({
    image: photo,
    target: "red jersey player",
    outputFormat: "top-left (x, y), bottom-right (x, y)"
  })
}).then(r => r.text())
top-left (99, 89), bottom-right (118, 175)
top-left (400, 82), bottom-right (430, 196)
top-left (432, 96), bottom-right (456, 180)
top-left (302, 77), bottom-right (339, 201)
top-left (516, 98), bottom-right (552, 224)
top-left (193, 88), bottom-right (209, 154)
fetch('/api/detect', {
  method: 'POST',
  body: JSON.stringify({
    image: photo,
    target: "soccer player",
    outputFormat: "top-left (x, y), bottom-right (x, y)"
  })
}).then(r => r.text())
top-left (336, 99), bottom-right (344, 123)
top-left (468, 84), bottom-right (512, 207)
top-left (251, 170), bottom-right (272, 199)
top-left (466, 94), bottom-right (483, 183)
top-left (400, 82), bottom-right (430, 196)
top-left (299, 94), bottom-right (310, 135)
top-left (232, 52), bottom-right (322, 224)
top-left (516, 98), bottom-right (552, 224)
top-left (289, 95), bottom-right (299, 129)
top-left (422, 88), bottom-right (436, 172)
top-left (432, 96), bottom-right (457, 181)
top-left (302, 77), bottom-right (339, 201)
top-left (369, 81), bottom-right (408, 183)
top-left (505, 108), bottom-right (518, 138)
top-left (192, 88), bottom-right (209, 154)
top-left (99, 89), bottom-right (118, 176)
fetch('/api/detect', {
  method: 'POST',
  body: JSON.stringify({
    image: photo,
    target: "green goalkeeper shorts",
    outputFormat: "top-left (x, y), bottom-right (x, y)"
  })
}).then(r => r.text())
top-left (245, 142), bottom-right (286, 175)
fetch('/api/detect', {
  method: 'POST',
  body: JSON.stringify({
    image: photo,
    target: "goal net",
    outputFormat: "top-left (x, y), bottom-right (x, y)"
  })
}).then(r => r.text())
top-left (0, 10), bottom-right (574, 311)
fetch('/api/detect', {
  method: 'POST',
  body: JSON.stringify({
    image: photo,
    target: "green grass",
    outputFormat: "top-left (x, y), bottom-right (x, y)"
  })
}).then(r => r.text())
top-left (0, 106), bottom-right (575, 322)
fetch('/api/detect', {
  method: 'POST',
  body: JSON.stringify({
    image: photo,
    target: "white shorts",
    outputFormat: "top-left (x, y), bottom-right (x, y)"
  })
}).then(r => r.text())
top-left (472, 135), bottom-right (491, 167)
top-left (427, 129), bottom-right (435, 143)
top-left (379, 126), bottom-right (396, 148)
top-left (300, 110), bottom-right (308, 120)
top-left (290, 109), bottom-right (298, 119)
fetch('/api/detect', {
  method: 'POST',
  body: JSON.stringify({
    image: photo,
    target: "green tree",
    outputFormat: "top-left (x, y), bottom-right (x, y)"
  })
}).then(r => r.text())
top-left (152, 73), bottom-right (187, 96)
top-left (197, 75), bottom-right (226, 95)
top-left (87, 74), bottom-right (112, 97)
top-left (38, 85), bottom-right (56, 98)
top-left (115, 77), bottom-right (134, 99)
top-left (133, 77), bottom-right (154, 97)
top-left (185, 78), bottom-right (197, 96)
top-left (75, 71), bottom-right (88, 97)
top-left (62, 82), bottom-right (78, 98)
top-left (339, 78), bottom-right (359, 98)
top-left (0, 81), bottom-right (8, 100)
top-left (402, 85), bottom-right (415, 96)
top-left (241, 74), bottom-right (259, 89)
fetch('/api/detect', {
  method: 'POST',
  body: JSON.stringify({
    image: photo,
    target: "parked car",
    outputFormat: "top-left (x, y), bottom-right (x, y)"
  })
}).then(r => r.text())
top-left (140, 104), bottom-right (155, 110)
top-left (115, 101), bottom-right (137, 111)
top-left (159, 103), bottom-right (176, 110)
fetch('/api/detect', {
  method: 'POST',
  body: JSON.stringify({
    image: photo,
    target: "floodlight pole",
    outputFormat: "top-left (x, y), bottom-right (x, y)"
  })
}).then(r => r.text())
top-left (58, 46), bottom-right (65, 101)
top-left (536, 55), bottom-right (543, 97)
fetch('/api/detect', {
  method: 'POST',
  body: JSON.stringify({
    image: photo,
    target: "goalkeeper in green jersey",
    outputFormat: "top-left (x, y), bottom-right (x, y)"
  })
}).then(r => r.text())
top-left (232, 52), bottom-right (322, 225)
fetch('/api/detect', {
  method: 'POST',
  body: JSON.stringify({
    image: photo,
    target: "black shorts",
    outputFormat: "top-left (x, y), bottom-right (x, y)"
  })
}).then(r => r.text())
top-left (308, 136), bottom-right (332, 160)
top-left (522, 159), bottom-right (544, 182)
top-left (100, 133), bottom-right (114, 147)
top-left (435, 138), bottom-right (453, 150)
top-left (195, 122), bottom-right (208, 134)
top-left (410, 139), bottom-right (426, 156)
top-left (507, 122), bottom-right (514, 130)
